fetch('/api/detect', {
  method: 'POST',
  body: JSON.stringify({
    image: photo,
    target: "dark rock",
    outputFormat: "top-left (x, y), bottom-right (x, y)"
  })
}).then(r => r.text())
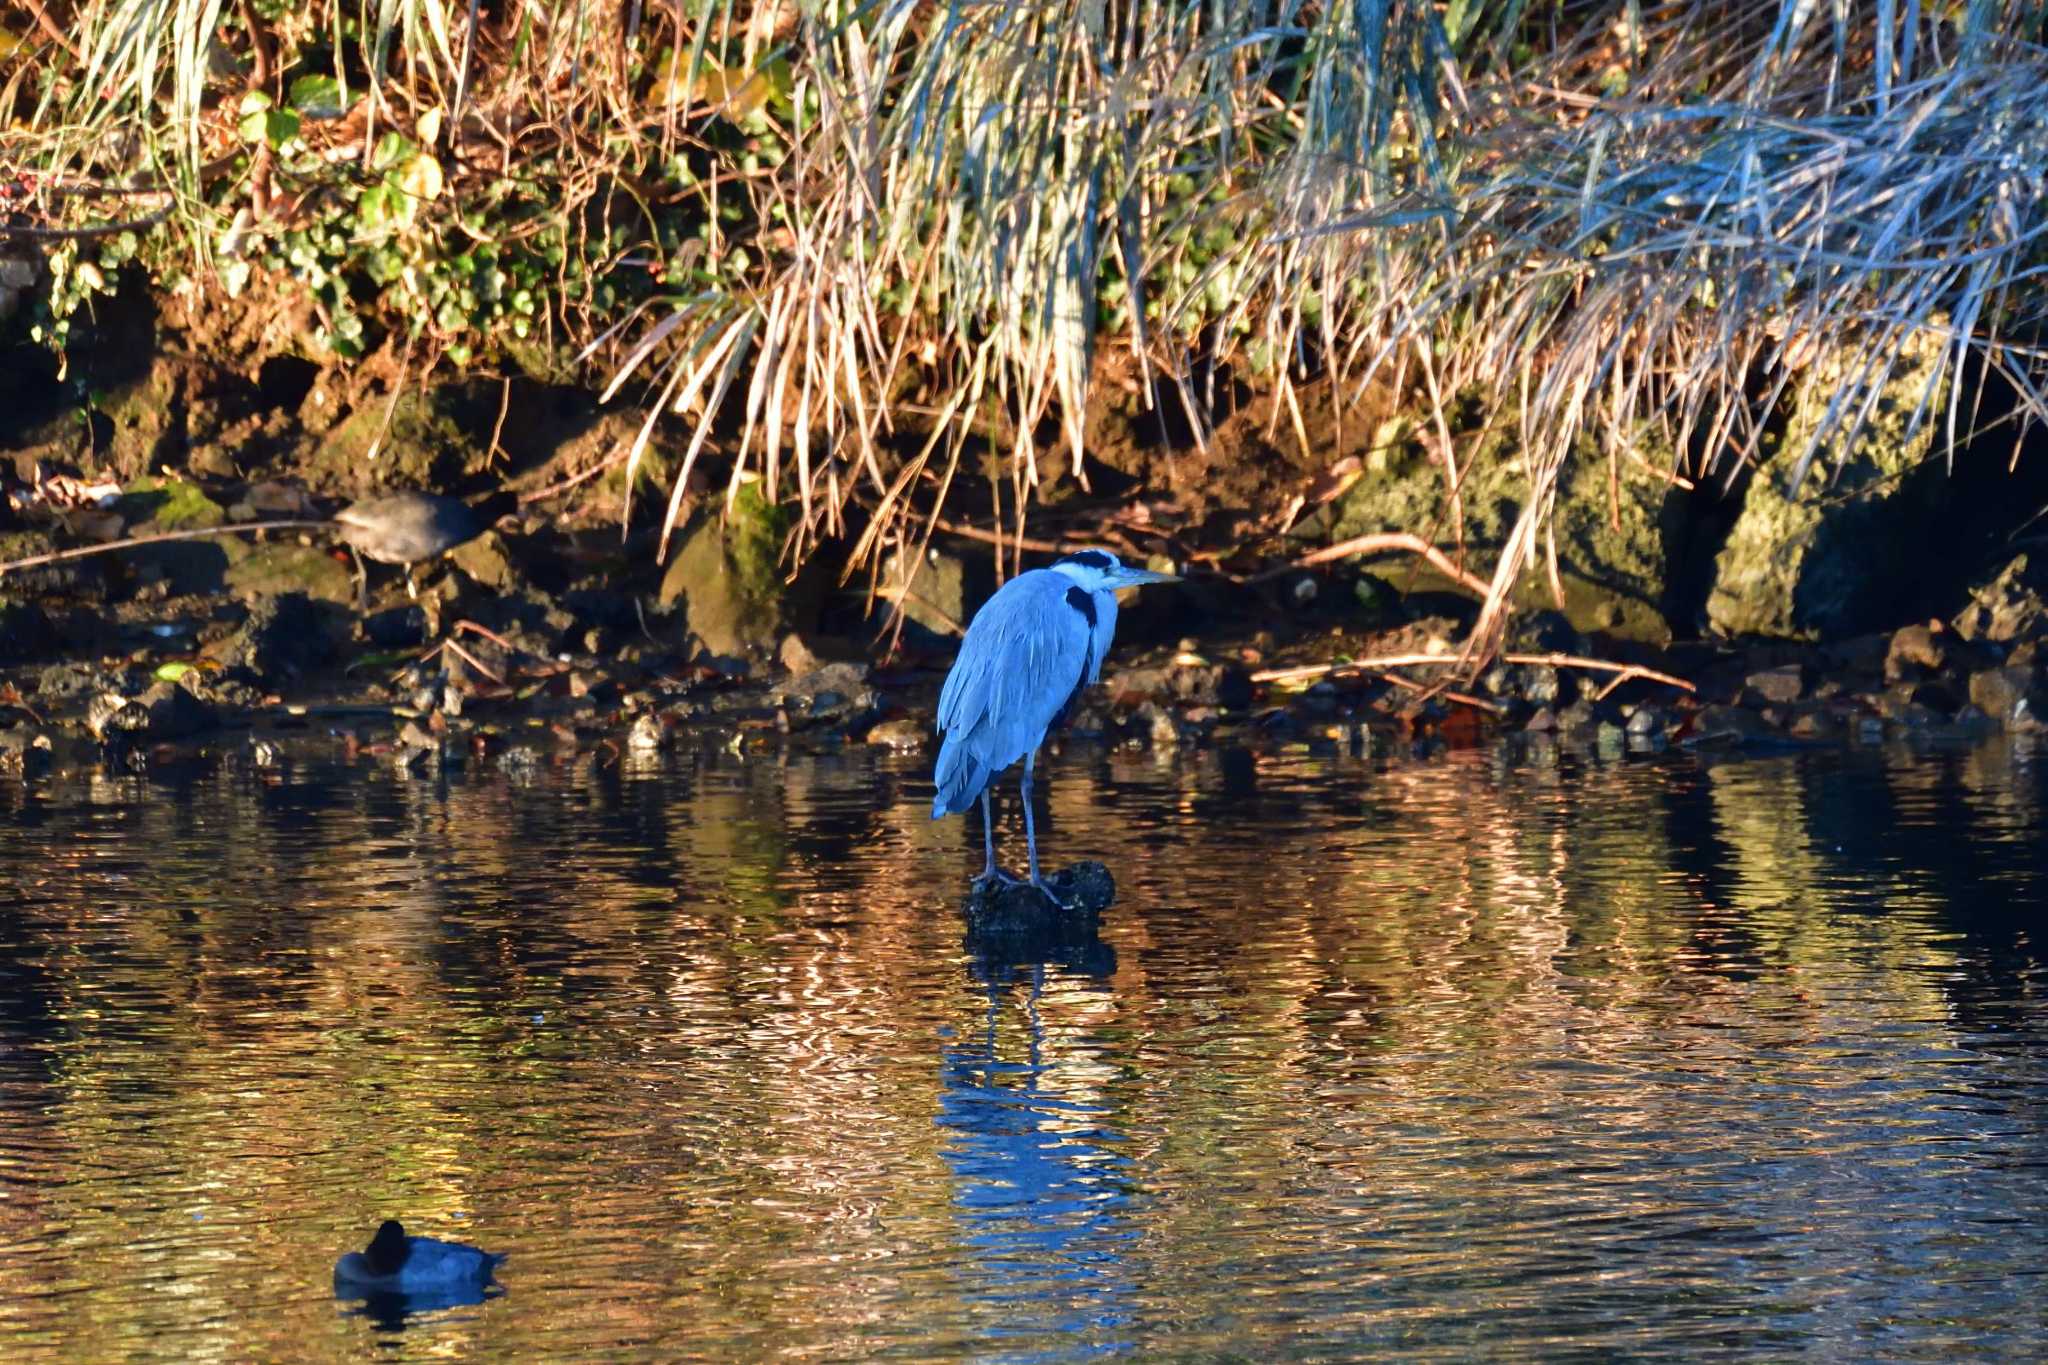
top-left (1968, 664), bottom-right (2045, 726)
top-left (1524, 706), bottom-right (1559, 733)
top-left (563, 588), bottom-right (643, 631)
top-left (138, 680), bottom-right (216, 739)
top-left (1954, 554), bottom-right (2048, 644)
top-left (864, 718), bottom-right (928, 751)
top-left (0, 598), bottom-right (57, 662)
top-left (1166, 661), bottom-right (1253, 709)
top-left (448, 529), bottom-right (520, 591)
top-left (626, 712), bottom-right (667, 752)
top-left (1885, 681), bottom-right (1960, 717)
top-left (1065, 705), bottom-right (1114, 740)
top-left (363, 605), bottom-right (429, 648)
top-left (216, 592), bottom-right (344, 681)
top-left (1624, 704), bottom-right (1669, 736)
top-left (961, 861), bottom-right (1116, 934)
top-left (0, 725), bottom-right (53, 775)
top-left (659, 509), bottom-right (786, 657)
top-left (1104, 666), bottom-right (1167, 703)
top-left (0, 530), bottom-right (108, 601)
top-left (1509, 610), bottom-right (1585, 655)
top-left (1687, 703), bottom-right (1780, 746)
top-left (1555, 699), bottom-right (1605, 733)
top-left (1136, 702), bottom-right (1182, 746)
top-left (1518, 665), bottom-right (1568, 708)
top-left (884, 546), bottom-right (971, 640)
top-left (783, 661), bottom-right (877, 723)
top-left (1744, 662), bottom-right (1809, 705)
top-left (224, 543), bottom-right (354, 605)
top-left (1884, 624), bottom-right (1947, 683)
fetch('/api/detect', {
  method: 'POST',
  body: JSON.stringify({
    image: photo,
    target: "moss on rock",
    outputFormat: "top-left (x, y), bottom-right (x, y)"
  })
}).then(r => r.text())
top-left (658, 488), bottom-right (790, 657)
top-left (1328, 427), bottom-right (1675, 642)
top-left (224, 542), bottom-right (356, 605)
top-left (1708, 331), bottom-right (1946, 639)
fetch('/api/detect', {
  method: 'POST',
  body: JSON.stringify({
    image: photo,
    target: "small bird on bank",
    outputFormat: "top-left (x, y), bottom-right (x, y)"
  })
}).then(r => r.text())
top-left (334, 491), bottom-right (493, 605)
top-left (932, 548), bottom-right (1176, 901)
top-left (333, 1219), bottom-right (506, 1296)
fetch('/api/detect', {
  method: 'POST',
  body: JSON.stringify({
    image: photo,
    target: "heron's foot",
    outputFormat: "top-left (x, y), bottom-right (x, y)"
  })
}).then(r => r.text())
top-left (1028, 877), bottom-right (1076, 912)
top-left (972, 867), bottom-right (1024, 891)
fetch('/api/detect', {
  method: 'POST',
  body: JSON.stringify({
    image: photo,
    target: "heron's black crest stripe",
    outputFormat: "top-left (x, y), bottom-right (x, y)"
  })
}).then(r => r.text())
top-left (1063, 550), bottom-right (1115, 572)
top-left (1064, 585), bottom-right (1097, 627)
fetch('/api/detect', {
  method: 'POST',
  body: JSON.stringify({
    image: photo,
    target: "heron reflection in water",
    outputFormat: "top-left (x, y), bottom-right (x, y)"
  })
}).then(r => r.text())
top-left (939, 962), bottom-right (1134, 1356)
top-left (931, 550), bottom-right (1176, 897)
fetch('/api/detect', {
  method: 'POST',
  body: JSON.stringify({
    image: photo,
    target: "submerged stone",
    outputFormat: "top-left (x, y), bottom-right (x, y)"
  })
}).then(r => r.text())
top-left (961, 861), bottom-right (1116, 936)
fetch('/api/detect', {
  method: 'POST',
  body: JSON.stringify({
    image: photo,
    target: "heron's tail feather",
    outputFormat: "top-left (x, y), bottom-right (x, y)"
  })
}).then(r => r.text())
top-left (930, 735), bottom-right (987, 819)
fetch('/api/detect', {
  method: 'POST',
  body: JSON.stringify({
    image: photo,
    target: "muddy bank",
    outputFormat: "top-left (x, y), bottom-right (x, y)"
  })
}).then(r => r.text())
top-left (6, 470), bottom-right (2048, 785)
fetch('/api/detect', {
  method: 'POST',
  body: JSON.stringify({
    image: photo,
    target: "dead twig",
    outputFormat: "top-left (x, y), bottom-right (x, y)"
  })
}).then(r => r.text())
top-left (1253, 650), bottom-right (1695, 693)
top-left (926, 516), bottom-right (1073, 556)
top-left (484, 376), bottom-right (513, 469)
top-left (875, 583), bottom-right (965, 636)
top-left (11, 0), bottom-right (81, 62)
top-left (440, 637), bottom-right (506, 686)
top-left (1379, 670), bottom-right (1503, 714)
top-left (1240, 532), bottom-right (1494, 599)
top-left (0, 519), bottom-right (334, 575)
top-left (517, 446), bottom-right (632, 504)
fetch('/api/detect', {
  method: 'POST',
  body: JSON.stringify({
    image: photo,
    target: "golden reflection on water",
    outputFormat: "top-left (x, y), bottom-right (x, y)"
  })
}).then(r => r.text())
top-left (0, 741), bottom-right (2045, 1359)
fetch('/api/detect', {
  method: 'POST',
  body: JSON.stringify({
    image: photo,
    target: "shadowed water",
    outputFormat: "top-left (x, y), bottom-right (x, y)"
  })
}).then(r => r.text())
top-left (1, 739), bottom-right (2046, 1360)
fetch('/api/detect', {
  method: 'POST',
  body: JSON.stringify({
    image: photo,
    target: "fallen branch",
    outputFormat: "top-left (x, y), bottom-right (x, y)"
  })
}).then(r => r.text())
top-left (1252, 650), bottom-right (1695, 693)
top-left (0, 519), bottom-right (334, 575)
top-left (1240, 532), bottom-right (1494, 599)
top-left (1378, 670), bottom-right (1503, 714)
top-left (926, 516), bottom-right (1078, 556)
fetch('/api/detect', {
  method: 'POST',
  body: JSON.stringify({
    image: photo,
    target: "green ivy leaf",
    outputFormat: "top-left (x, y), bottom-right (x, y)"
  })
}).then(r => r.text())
top-left (289, 74), bottom-right (346, 118)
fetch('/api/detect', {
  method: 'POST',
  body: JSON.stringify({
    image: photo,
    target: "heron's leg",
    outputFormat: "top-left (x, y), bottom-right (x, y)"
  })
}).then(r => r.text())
top-left (971, 787), bottom-right (1020, 889)
top-left (1021, 751), bottom-right (1072, 909)
top-left (347, 545), bottom-right (369, 612)
top-left (404, 566), bottom-right (419, 601)
top-left (979, 788), bottom-right (998, 879)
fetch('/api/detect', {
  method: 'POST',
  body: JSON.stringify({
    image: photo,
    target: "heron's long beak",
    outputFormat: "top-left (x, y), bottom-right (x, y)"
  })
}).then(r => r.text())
top-left (1115, 567), bottom-right (1180, 587)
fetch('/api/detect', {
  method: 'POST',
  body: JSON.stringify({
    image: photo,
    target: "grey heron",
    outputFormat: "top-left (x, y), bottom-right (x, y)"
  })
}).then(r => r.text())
top-left (931, 548), bottom-right (1177, 898)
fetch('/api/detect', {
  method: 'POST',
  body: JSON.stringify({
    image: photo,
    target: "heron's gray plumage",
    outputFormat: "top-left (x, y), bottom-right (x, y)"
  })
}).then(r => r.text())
top-left (930, 549), bottom-right (1175, 895)
top-left (932, 569), bottom-right (1104, 817)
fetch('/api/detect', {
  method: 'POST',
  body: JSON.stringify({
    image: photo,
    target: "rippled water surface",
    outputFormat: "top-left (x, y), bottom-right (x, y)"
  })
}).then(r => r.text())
top-left (3, 739), bottom-right (2047, 1360)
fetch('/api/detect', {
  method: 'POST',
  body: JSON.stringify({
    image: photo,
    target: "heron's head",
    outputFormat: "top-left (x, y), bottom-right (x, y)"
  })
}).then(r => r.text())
top-left (1050, 549), bottom-right (1179, 593)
